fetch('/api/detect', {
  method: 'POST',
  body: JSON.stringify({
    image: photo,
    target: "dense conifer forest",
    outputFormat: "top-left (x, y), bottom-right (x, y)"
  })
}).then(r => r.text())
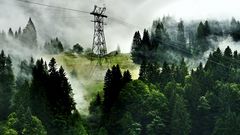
top-left (1, 16), bottom-right (240, 135)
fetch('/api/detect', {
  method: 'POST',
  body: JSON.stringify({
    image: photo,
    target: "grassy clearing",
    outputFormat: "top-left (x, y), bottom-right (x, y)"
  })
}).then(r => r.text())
top-left (46, 52), bottom-right (139, 113)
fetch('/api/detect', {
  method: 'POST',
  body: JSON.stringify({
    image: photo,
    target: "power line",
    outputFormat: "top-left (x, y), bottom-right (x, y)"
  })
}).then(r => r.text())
top-left (15, 0), bottom-right (234, 71)
top-left (15, 0), bottom-right (143, 29)
top-left (16, 0), bottom-right (90, 14)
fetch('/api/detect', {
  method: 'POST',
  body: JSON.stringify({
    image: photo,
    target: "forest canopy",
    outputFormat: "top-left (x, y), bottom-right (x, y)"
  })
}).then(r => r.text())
top-left (1, 16), bottom-right (240, 135)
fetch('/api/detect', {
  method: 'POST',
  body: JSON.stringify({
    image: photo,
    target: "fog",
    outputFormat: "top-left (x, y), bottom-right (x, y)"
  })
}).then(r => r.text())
top-left (1, 0), bottom-right (240, 114)
top-left (1, 0), bottom-right (238, 53)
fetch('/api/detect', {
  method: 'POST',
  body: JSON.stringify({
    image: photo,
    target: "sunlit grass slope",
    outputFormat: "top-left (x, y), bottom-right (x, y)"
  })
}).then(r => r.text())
top-left (47, 52), bottom-right (139, 113)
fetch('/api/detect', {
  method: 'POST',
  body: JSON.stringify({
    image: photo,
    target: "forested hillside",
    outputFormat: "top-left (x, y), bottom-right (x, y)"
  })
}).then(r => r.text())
top-left (1, 16), bottom-right (240, 135)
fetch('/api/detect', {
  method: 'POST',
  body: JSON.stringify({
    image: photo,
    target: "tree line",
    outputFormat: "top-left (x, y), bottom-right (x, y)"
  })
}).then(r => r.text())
top-left (0, 50), bottom-right (87, 135)
top-left (131, 17), bottom-right (240, 64)
top-left (88, 46), bottom-right (240, 135)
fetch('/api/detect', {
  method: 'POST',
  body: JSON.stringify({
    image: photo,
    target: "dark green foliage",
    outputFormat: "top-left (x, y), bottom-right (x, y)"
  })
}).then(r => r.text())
top-left (122, 70), bottom-right (132, 85)
top-left (1, 106), bottom-right (47, 135)
top-left (177, 20), bottom-right (187, 49)
top-left (195, 21), bottom-right (211, 54)
top-left (116, 80), bottom-right (168, 135)
top-left (146, 116), bottom-right (165, 135)
top-left (88, 93), bottom-right (102, 134)
top-left (89, 65), bottom-right (133, 134)
top-left (170, 95), bottom-right (191, 135)
top-left (73, 43), bottom-right (84, 54)
top-left (13, 81), bottom-right (30, 110)
top-left (230, 17), bottom-right (240, 41)
top-left (102, 65), bottom-right (126, 114)
top-left (131, 31), bottom-right (142, 64)
top-left (160, 61), bottom-right (172, 87)
top-left (44, 38), bottom-right (64, 54)
top-left (212, 112), bottom-right (240, 135)
top-left (204, 21), bottom-right (211, 36)
top-left (29, 58), bottom-right (77, 135)
top-left (102, 69), bottom-right (113, 113)
top-left (16, 58), bottom-right (34, 87)
top-left (139, 61), bottom-right (160, 84)
top-left (0, 50), bottom-right (14, 120)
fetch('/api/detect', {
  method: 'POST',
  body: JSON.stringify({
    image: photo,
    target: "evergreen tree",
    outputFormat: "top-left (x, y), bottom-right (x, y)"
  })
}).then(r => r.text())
top-left (2, 106), bottom-right (47, 135)
top-left (122, 70), bottom-right (132, 86)
top-left (178, 58), bottom-right (188, 84)
top-left (204, 21), bottom-right (211, 36)
top-left (160, 61), bottom-right (172, 87)
top-left (212, 112), bottom-right (240, 135)
top-left (147, 116), bottom-right (165, 135)
top-left (196, 21), bottom-right (209, 54)
top-left (0, 50), bottom-right (14, 120)
top-left (177, 20), bottom-right (186, 49)
top-left (72, 43), bottom-right (84, 54)
top-left (30, 58), bottom-right (50, 129)
top-left (224, 46), bottom-right (232, 58)
top-left (141, 29), bottom-right (153, 61)
top-left (44, 38), bottom-right (64, 54)
top-left (103, 69), bottom-right (113, 113)
top-left (139, 61), bottom-right (147, 82)
top-left (142, 29), bottom-right (152, 51)
top-left (30, 58), bottom-right (77, 135)
top-left (20, 18), bottom-right (37, 48)
top-left (152, 22), bottom-right (164, 49)
top-left (8, 28), bottom-right (14, 37)
top-left (170, 95), bottom-right (191, 135)
top-left (196, 96), bottom-right (211, 135)
top-left (131, 31), bottom-right (142, 64)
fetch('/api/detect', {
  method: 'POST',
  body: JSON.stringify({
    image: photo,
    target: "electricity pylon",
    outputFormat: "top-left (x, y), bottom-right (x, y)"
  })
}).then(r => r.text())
top-left (90, 5), bottom-right (107, 57)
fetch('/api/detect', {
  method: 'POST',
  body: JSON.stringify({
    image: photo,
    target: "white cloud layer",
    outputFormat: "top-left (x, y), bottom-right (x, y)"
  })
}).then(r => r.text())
top-left (0, 0), bottom-right (239, 53)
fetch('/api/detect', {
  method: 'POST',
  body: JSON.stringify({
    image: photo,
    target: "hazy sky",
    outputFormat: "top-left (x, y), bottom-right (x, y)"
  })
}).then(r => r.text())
top-left (0, 0), bottom-right (239, 53)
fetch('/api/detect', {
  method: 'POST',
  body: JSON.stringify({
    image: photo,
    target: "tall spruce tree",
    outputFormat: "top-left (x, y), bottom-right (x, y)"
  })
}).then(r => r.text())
top-left (0, 50), bottom-right (14, 120)
top-left (177, 20), bottom-right (186, 49)
top-left (131, 31), bottom-right (142, 64)
top-left (170, 95), bottom-right (191, 135)
top-left (103, 69), bottom-right (113, 113)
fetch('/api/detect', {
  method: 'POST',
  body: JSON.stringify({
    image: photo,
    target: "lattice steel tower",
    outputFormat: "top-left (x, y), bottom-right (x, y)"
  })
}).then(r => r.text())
top-left (90, 5), bottom-right (107, 57)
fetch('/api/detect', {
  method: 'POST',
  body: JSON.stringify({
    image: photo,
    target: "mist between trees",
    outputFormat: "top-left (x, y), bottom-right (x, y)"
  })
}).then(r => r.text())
top-left (1, 16), bottom-right (240, 135)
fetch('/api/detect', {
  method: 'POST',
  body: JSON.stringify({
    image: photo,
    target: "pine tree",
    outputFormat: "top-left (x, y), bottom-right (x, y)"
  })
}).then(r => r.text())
top-left (160, 61), bottom-right (172, 87)
top-left (152, 22), bottom-right (164, 49)
top-left (141, 29), bottom-right (152, 61)
top-left (196, 21), bottom-right (209, 54)
top-left (103, 69), bottom-right (113, 113)
top-left (20, 18), bottom-right (37, 48)
top-left (197, 22), bottom-right (205, 39)
top-left (58, 66), bottom-right (76, 116)
top-left (224, 46), bottom-right (232, 58)
top-left (196, 96), bottom-right (211, 135)
top-left (8, 28), bottom-right (14, 37)
top-left (122, 70), bottom-right (132, 86)
top-left (131, 31), bottom-right (142, 64)
top-left (0, 50), bottom-right (14, 120)
top-left (30, 58), bottom-right (50, 128)
top-left (223, 46), bottom-right (233, 72)
top-left (111, 65), bottom-right (123, 101)
top-left (142, 29), bottom-right (151, 51)
top-left (212, 112), bottom-right (240, 135)
top-left (177, 20), bottom-right (186, 49)
top-left (170, 95), bottom-right (191, 135)
top-left (139, 61), bottom-right (147, 81)
top-left (204, 21), bottom-right (211, 36)
top-left (178, 58), bottom-right (188, 84)
top-left (4, 106), bottom-right (47, 135)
